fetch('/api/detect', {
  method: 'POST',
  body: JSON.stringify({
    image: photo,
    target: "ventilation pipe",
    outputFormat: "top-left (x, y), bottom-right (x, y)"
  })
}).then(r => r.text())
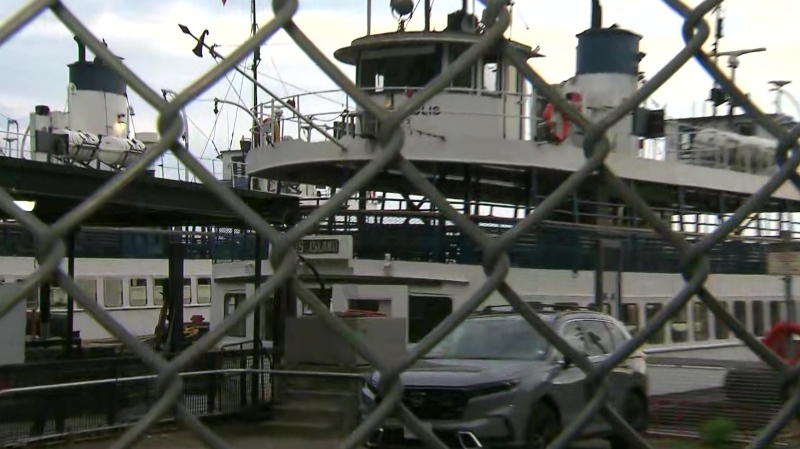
top-left (591, 0), bottom-right (602, 29)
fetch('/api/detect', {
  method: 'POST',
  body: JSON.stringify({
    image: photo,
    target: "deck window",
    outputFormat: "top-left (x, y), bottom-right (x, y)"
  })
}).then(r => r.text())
top-left (51, 285), bottom-right (68, 309)
top-left (769, 301), bottom-right (783, 327)
top-left (752, 301), bottom-right (765, 336)
top-left (408, 295), bottom-right (453, 343)
top-left (693, 301), bottom-right (709, 341)
top-left (76, 279), bottom-right (97, 310)
top-left (197, 278), bottom-right (212, 304)
top-left (620, 303), bottom-right (639, 334)
top-left (715, 301), bottom-right (730, 339)
top-left (129, 279), bottom-right (147, 307)
top-left (733, 300), bottom-right (747, 332)
top-left (670, 306), bottom-right (688, 343)
top-left (103, 279), bottom-right (123, 308)
top-left (224, 293), bottom-right (247, 338)
top-left (645, 303), bottom-right (665, 344)
top-left (183, 278), bottom-right (192, 304)
top-left (153, 278), bottom-right (192, 305)
top-left (154, 278), bottom-right (167, 306)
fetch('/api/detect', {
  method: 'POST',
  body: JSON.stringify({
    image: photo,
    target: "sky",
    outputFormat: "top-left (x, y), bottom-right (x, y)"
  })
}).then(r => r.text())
top-left (0, 0), bottom-right (799, 181)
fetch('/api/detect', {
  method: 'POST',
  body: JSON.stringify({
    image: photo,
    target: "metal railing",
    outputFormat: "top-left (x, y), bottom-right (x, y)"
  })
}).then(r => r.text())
top-left (646, 356), bottom-right (800, 444)
top-left (2, 1), bottom-right (800, 449)
top-left (0, 127), bottom-right (225, 183)
top-left (0, 350), bottom-right (272, 446)
top-left (259, 85), bottom-right (537, 143)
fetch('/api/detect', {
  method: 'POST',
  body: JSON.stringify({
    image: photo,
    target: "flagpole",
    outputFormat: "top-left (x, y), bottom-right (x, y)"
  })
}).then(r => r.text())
top-left (251, 0), bottom-right (260, 151)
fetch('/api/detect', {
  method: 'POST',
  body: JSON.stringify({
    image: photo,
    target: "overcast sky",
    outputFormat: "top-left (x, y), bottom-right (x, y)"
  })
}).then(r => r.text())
top-left (0, 0), bottom-right (798, 179)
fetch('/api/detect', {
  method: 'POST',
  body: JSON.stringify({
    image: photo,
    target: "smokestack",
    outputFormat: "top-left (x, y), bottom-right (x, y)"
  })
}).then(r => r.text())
top-left (74, 36), bottom-right (86, 63)
top-left (591, 0), bottom-right (602, 29)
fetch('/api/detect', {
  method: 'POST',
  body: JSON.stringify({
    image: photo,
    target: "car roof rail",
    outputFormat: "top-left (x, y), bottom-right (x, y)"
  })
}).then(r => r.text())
top-left (474, 301), bottom-right (600, 315)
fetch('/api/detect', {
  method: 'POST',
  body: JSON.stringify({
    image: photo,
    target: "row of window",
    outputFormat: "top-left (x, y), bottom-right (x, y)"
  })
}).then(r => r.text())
top-left (611, 299), bottom-right (790, 345)
top-left (26, 277), bottom-right (212, 309)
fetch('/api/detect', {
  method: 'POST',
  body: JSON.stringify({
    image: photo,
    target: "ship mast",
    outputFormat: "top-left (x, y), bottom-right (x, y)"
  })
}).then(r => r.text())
top-left (250, 0), bottom-right (260, 152)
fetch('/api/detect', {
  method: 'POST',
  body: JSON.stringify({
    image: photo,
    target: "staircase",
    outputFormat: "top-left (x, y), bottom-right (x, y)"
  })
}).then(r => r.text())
top-left (261, 364), bottom-right (367, 438)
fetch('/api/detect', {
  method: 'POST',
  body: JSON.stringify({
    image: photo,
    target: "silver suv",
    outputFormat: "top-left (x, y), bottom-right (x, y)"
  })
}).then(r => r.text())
top-left (360, 303), bottom-right (648, 449)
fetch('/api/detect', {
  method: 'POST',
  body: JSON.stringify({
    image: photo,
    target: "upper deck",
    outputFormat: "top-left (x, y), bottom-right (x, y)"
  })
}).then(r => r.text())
top-left (242, 13), bottom-right (800, 214)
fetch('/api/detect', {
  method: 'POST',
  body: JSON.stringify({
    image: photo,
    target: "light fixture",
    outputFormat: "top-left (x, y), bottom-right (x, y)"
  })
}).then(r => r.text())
top-left (13, 201), bottom-right (36, 212)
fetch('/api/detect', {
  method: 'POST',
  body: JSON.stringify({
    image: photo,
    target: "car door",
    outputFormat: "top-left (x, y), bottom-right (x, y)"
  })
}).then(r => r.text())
top-left (580, 319), bottom-right (625, 432)
top-left (547, 319), bottom-right (592, 428)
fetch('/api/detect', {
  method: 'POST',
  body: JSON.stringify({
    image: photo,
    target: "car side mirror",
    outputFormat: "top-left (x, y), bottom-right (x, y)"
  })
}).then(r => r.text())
top-left (556, 355), bottom-right (572, 369)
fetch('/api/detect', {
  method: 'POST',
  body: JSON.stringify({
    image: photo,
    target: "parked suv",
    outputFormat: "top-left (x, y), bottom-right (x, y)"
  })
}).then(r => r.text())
top-left (360, 303), bottom-right (648, 449)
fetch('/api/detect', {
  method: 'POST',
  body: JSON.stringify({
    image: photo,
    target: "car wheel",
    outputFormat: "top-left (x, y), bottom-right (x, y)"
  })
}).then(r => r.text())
top-left (525, 401), bottom-right (561, 449)
top-left (607, 391), bottom-right (648, 449)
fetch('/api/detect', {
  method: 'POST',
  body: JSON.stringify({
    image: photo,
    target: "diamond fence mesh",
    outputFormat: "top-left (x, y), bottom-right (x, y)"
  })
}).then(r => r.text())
top-left (2, 0), bottom-right (800, 448)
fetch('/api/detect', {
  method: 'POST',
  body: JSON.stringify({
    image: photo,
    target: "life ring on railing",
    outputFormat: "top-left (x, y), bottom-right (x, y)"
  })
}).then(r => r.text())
top-left (543, 93), bottom-right (582, 143)
top-left (762, 321), bottom-right (800, 365)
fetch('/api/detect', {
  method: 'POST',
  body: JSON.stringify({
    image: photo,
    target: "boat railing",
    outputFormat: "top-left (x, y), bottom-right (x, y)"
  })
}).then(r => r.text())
top-left (643, 120), bottom-right (783, 176)
top-left (258, 85), bottom-right (537, 144)
top-left (0, 122), bottom-right (229, 183)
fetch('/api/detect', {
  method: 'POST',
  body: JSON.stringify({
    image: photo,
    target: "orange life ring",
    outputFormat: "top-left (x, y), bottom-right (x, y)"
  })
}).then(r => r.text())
top-left (543, 93), bottom-right (582, 143)
top-left (762, 321), bottom-right (800, 365)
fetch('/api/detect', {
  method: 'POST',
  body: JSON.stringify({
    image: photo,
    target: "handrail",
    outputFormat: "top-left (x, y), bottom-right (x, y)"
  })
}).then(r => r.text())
top-left (0, 367), bottom-right (364, 396)
top-left (0, 192), bottom-right (793, 242)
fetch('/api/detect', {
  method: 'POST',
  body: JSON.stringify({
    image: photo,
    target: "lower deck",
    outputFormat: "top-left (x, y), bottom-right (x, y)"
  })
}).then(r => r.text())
top-left (211, 237), bottom-right (797, 359)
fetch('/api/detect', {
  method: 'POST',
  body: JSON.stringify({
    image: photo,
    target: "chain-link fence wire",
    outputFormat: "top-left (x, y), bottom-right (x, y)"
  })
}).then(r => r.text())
top-left (2, 0), bottom-right (800, 448)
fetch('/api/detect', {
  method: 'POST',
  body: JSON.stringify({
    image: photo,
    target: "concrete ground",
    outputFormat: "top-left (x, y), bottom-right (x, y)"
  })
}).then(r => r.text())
top-left (23, 423), bottom-right (704, 449)
top-left (46, 423), bottom-right (344, 449)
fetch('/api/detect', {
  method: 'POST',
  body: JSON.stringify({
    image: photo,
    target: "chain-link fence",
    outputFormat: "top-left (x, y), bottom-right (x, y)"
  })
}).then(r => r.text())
top-left (2, 1), bottom-right (800, 449)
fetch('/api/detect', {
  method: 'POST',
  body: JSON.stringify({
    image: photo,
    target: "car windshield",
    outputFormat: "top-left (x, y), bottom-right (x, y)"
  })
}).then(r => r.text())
top-left (424, 316), bottom-right (549, 361)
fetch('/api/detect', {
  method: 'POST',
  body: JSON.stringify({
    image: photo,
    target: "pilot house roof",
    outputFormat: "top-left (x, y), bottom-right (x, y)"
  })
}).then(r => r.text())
top-left (333, 31), bottom-right (537, 65)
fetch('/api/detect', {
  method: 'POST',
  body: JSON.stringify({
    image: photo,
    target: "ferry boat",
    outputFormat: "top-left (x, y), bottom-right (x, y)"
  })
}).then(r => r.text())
top-left (0, 37), bottom-right (327, 341)
top-left (207, 0), bottom-right (800, 361)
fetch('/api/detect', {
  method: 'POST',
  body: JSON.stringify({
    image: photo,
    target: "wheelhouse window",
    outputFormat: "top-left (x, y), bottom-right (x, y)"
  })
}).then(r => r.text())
top-left (448, 43), bottom-right (475, 89)
top-left (357, 44), bottom-right (441, 90)
top-left (482, 55), bottom-right (501, 92)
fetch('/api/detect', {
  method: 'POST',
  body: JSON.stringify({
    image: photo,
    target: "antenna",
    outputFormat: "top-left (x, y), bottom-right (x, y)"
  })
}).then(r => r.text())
top-left (251, 0), bottom-right (260, 154)
top-left (717, 47), bottom-right (767, 119)
top-left (708, 5), bottom-right (724, 116)
top-left (769, 80), bottom-right (800, 118)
